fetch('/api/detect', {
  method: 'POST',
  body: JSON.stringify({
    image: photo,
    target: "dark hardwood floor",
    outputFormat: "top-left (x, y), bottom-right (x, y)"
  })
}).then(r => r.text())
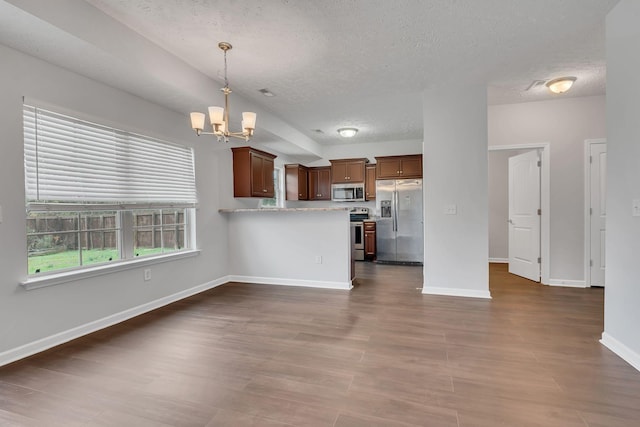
top-left (2, 263), bottom-right (640, 426)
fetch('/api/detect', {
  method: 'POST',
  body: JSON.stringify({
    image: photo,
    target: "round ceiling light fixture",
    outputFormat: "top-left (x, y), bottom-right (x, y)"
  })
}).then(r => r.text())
top-left (546, 76), bottom-right (577, 94)
top-left (337, 127), bottom-right (358, 138)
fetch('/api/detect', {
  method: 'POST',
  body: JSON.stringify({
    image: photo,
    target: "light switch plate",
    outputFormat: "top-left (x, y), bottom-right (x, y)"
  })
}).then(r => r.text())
top-left (633, 199), bottom-right (640, 217)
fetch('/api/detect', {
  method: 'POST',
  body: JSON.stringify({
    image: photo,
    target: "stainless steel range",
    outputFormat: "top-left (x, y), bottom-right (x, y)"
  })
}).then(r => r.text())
top-left (349, 207), bottom-right (369, 261)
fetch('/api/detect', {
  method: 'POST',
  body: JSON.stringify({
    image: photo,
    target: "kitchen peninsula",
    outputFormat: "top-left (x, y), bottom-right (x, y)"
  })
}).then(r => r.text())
top-left (219, 207), bottom-right (354, 289)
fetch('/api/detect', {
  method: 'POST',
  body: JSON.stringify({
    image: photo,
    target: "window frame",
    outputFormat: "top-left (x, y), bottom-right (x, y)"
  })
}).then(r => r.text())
top-left (22, 247), bottom-right (200, 290)
top-left (259, 166), bottom-right (284, 208)
top-left (26, 209), bottom-right (123, 275)
top-left (22, 103), bottom-right (199, 289)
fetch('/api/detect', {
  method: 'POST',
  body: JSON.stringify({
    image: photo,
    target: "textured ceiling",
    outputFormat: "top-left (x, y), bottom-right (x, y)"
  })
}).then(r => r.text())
top-left (0, 0), bottom-right (618, 158)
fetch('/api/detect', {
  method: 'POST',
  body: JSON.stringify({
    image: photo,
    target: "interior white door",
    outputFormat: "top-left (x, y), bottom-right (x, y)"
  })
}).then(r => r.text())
top-left (508, 150), bottom-right (541, 282)
top-left (590, 143), bottom-right (607, 287)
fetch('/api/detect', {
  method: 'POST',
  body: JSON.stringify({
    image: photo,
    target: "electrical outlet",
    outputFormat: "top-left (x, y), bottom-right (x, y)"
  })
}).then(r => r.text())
top-left (315, 255), bottom-right (322, 264)
top-left (144, 269), bottom-right (151, 281)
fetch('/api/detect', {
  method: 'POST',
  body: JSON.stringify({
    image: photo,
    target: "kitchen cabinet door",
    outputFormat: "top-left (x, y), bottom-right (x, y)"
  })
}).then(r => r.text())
top-left (347, 161), bottom-right (365, 182)
top-left (231, 146), bottom-right (277, 198)
top-left (375, 155), bottom-right (422, 179)
top-left (365, 164), bottom-right (376, 201)
top-left (376, 157), bottom-right (402, 179)
top-left (330, 158), bottom-right (367, 183)
top-left (261, 155), bottom-right (275, 197)
top-left (309, 167), bottom-right (331, 200)
top-left (331, 161), bottom-right (348, 184)
top-left (364, 221), bottom-right (376, 259)
top-left (285, 164), bottom-right (308, 200)
top-left (399, 156), bottom-right (422, 178)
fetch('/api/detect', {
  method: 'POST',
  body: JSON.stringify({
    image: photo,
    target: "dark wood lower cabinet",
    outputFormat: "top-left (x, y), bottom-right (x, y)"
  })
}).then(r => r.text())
top-left (364, 220), bottom-right (376, 260)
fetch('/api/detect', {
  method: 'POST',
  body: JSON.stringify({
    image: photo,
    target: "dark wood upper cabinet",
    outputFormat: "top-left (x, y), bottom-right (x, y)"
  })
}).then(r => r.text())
top-left (308, 167), bottom-right (331, 200)
top-left (285, 164), bottom-right (309, 200)
top-left (365, 164), bottom-right (376, 201)
top-left (330, 158), bottom-right (367, 184)
top-left (231, 146), bottom-right (277, 198)
top-left (375, 154), bottom-right (423, 179)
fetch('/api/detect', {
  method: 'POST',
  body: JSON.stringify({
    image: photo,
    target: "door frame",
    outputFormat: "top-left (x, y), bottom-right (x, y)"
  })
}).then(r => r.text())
top-left (584, 138), bottom-right (607, 287)
top-left (489, 143), bottom-right (550, 285)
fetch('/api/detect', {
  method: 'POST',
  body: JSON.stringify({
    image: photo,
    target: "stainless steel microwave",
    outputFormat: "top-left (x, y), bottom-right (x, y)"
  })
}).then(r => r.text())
top-left (331, 183), bottom-right (365, 202)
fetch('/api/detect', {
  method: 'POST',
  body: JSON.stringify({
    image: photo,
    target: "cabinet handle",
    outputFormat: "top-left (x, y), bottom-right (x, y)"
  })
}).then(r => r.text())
top-left (263, 189), bottom-right (267, 192)
top-left (299, 193), bottom-right (302, 197)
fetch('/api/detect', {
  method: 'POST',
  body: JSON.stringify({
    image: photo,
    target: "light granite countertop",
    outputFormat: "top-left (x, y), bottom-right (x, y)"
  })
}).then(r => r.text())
top-left (218, 207), bottom-right (350, 213)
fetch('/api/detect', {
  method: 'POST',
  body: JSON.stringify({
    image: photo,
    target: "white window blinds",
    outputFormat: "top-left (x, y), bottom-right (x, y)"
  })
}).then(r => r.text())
top-left (23, 105), bottom-right (197, 208)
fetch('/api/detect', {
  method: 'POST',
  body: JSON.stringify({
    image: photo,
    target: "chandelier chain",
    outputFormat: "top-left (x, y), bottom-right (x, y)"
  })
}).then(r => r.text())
top-left (223, 48), bottom-right (229, 89)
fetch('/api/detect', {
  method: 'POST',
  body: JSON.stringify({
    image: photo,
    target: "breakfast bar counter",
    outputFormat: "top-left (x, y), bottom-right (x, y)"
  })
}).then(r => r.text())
top-left (219, 207), bottom-right (354, 289)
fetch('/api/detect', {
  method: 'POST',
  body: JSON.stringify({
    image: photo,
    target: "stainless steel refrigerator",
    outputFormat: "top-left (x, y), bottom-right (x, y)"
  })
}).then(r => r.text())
top-left (375, 179), bottom-right (423, 264)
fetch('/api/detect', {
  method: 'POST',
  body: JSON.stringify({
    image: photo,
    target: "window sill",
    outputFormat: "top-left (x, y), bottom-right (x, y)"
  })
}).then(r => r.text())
top-left (21, 250), bottom-right (201, 291)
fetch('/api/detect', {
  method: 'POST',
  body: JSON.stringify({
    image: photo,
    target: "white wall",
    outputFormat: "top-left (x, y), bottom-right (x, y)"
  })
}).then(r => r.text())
top-left (488, 149), bottom-right (532, 261)
top-left (422, 85), bottom-right (490, 299)
top-left (488, 96), bottom-right (606, 282)
top-left (227, 210), bottom-right (352, 289)
top-left (0, 44), bottom-right (231, 360)
top-left (601, 0), bottom-right (640, 371)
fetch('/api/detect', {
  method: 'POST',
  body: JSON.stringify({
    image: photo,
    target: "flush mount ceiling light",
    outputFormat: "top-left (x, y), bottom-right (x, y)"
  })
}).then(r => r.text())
top-left (190, 42), bottom-right (256, 143)
top-left (337, 127), bottom-right (358, 138)
top-left (546, 76), bottom-right (577, 94)
top-left (258, 88), bottom-right (275, 97)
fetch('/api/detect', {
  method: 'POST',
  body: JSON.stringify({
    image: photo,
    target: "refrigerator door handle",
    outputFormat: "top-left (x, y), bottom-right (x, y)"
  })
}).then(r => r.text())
top-left (393, 190), bottom-right (399, 232)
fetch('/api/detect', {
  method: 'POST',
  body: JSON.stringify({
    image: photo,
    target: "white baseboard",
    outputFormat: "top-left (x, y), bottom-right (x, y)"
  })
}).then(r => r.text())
top-left (227, 275), bottom-right (352, 290)
top-left (548, 278), bottom-right (587, 288)
top-left (0, 273), bottom-right (355, 367)
top-left (0, 277), bottom-right (229, 368)
top-left (489, 258), bottom-right (508, 263)
top-left (601, 332), bottom-right (640, 373)
top-left (422, 286), bottom-right (492, 299)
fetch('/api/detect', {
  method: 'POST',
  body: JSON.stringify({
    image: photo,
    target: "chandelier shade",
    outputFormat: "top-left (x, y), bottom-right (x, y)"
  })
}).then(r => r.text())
top-left (190, 42), bottom-right (256, 142)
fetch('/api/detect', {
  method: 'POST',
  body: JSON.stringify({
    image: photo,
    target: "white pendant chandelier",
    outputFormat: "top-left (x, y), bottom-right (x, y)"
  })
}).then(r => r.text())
top-left (190, 42), bottom-right (256, 142)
